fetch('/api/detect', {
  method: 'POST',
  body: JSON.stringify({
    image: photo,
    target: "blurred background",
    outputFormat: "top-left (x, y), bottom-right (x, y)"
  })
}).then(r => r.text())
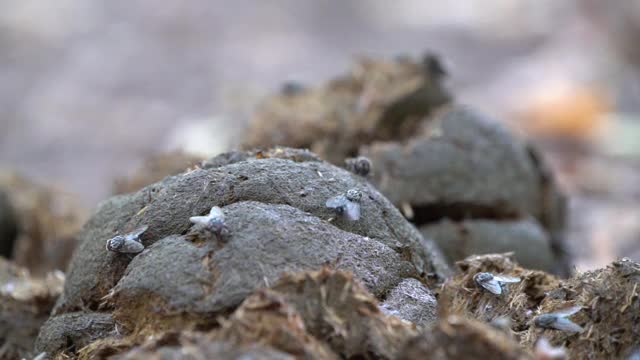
top-left (1, 0), bottom-right (639, 271)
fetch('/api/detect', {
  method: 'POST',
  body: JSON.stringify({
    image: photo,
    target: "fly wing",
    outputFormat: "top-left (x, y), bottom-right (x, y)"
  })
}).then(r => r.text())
top-left (494, 275), bottom-right (521, 283)
top-left (480, 279), bottom-right (503, 295)
top-left (209, 206), bottom-right (225, 220)
top-left (121, 240), bottom-right (145, 254)
top-left (553, 306), bottom-right (582, 317)
top-left (130, 225), bottom-right (149, 239)
top-left (190, 215), bottom-right (209, 226)
top-left (326, 195), bottom-right (347, 209)
top-left (344, 201), bottom-right (361, 221)
top-left (552, 318), bottom-right (584, 333)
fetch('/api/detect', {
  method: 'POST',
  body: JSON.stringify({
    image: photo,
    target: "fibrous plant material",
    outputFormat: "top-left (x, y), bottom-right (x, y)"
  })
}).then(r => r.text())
top-left (269, 268), bottom-right (419, 359)
top-left (0, 258), bottom-right (65, 359)
top-left (522, 257), bottom-right (640, 359)
top-left (439, 253), bottom-right (640, 359)
top-left (439, 253), bottom-right (560, 332)
top-left (0, 172), bottom-right (87, 275)
top-left (113, 338), bottom-right (296, 360)
top-left (242, 56), bottom-right (451, 164)
top-left (72, 268), bottom-right (423, 360)
top-left (211, 288), bottom-right (339, 359)
top-left (398, 316), bottom-right (532, 360)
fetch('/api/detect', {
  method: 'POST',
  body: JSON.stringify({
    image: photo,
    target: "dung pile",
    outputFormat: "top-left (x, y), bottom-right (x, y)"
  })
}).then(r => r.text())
top-left (0, 258), bottom-right (64, 359)
top-left (241, 55), bottom-right (568, 275)
top-left (440, 253), bottom-right (640, 359)
top-left (35, 147), bottom-right (448, 358)
top-left (0, 172), bottom-right (87, 275)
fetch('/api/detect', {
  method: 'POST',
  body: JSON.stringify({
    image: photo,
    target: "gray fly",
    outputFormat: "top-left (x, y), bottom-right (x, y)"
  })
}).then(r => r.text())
top-left (190, 206), bottom-right (230, 240)
top-left (534, 306), bottom-right (584, 333)
top-left (326, 189), bottom-right (362, 221)
top-left (345, 156), bottom-right (372, 177)
top-left (473, 272), bottom-right (521, 295)
top-left (106, 225), bottom-right (148, 254)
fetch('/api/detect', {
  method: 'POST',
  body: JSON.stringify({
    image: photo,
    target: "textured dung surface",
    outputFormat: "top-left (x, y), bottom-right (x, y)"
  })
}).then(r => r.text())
top-left (420, 218), bottom-right (558, 273)
top-left (380, 278), bottom-right (438, 327)
top-left (115, 341), bottom-right (296, 360)
top-left (35, 312), bottom-right (115, 354)
top-left (111, 202), bottom-right (417, 319)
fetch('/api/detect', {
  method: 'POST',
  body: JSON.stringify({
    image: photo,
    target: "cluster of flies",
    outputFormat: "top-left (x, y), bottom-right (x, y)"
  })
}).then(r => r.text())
top-left (474, 272), bottom-right (584, 334)
top-left (106, 156), bottom-right (370, 255)
top-left (105, 205), bottom-right (229, 256)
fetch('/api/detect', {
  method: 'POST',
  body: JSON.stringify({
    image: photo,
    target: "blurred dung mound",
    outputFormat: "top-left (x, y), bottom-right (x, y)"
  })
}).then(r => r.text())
top-left (241, 55), bottom-right (569, 275)
top-left (113, 151), bottom-right (205, 195)
top-left (0, 171), bottom-right (87, 274)
top-left (0, 258), bottom-right (64, 359)
top-left (364, 107), bottom-right (569, 275)
top-left (243, 55), bottom-right (451, 164)
top-left (37, 147), bottom-right (448, 358)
